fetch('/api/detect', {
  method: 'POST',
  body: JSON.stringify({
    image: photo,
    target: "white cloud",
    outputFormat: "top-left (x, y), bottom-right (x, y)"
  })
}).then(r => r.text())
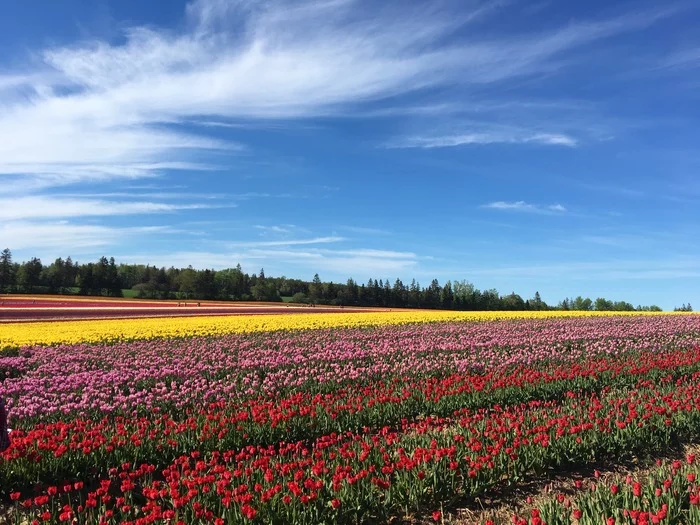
top-left (57, 191), bottom-right (226, 200)
top-left (388, 131), bottom-right (577, 149)
top-left (482, 201), bottom-right (567, 213)
top-left (463, 259), bottom-right (700, 281)
top-left (254, 225), bottom-right (295, 234)
top-left (253, 224), bottom-right (312, 235)
top-left (0, 196), bottom-right (225, 220)
top-left (232, 236), bottom-right (345, 247)
top-left (0, 222), bottom-right (173, 252)
top-left (0, 162), bottom-right (218, 195)
top-left (119, 245), bottom-right (419, 277)
top-left (484, 201), bottom-right (537, 211)
top-left (329, 248), bottom-right (416, 259)
top-left (119, 251), bottom-right (249, 270)
top-left (0, 0), bottom-right (680, 189)
top-left (533, 134), bottom-right (578, 147)
top-left (339, 226), bottom-right (392, 236)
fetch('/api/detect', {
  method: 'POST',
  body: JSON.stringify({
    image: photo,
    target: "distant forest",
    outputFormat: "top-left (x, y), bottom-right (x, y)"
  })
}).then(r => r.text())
top-left (0, 248), bottom-right (689, 312)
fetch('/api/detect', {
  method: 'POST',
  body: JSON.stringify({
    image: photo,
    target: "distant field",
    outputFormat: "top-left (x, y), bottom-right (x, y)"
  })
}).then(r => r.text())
top-left (0, 294), bottom-right (372, 323)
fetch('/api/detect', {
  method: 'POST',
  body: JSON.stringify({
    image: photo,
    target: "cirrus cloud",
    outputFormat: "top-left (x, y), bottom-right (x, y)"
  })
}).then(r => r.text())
top-left (482, 201), bottom-right (568, 213)
top-left (0, 0), bottom-right (682, 190)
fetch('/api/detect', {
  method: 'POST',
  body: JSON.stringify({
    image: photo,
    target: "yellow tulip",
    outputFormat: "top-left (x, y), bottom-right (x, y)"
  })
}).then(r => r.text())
top-left (0, 310), bottom-right (689, 350)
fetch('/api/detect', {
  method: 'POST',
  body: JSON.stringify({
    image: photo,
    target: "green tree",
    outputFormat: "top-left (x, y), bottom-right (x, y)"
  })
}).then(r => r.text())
top-left (424, 279), bottom-right (441, 308)
top-left (63, 257), bottom-right (77, 292)
top-left (17, 257), bottom-right (43, 292)
top-left (392, 278), bottom-right (406, 307)
top-left (344, 278), bottom-right (359, 305)
top-left (612, 300), bottom-right (634, 311)
top-left (502, 292), bottom-right (525, 310)
top-left (440, 281), bottom-right (454, 309)
top-left (594, 297), bottom-right (614, 311)
top-left (637, 304), bottom-right (662, 312)
top-left (323, 281), bottom-right (337, 305)
top-left (481, 289), bottom-right (500, 310)
top-left (77, 263), bottom-right (96, 295)
top-left (107, 257), bottom-right (122, 297)
top-left (382, 279), bottom-right (391, 307)
top-left (408, 279), bottom-right (421, 307)
top-left (531, 291), bottom-right (545, 310)
top-left (178, 267), bottom-right (198, 298)
top-left (452, 280), bottom-right (476, 309)
top-left (308, 274), bottom-right (323, 303)
top-left (291, 292), bottom-right (309, 304)
top-left (571, 296), bottom-right (593, 311)
top-left (194, 269), bottom-right (217, 299)
top-left (0, 248), bottom-right (14, 291)
top-left (251, 280), bottom-right (281, 302)
top-left (373, 279), bottom-right (381, 306)
top-left (42, 257), bottom-right (65, 293)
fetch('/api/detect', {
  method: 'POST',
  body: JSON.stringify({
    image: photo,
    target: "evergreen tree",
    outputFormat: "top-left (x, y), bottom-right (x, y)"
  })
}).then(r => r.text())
top-left (108, 257), bottom-right (122, 297)
top-left (63, 257), bottom-right (76, 291)
top-left (0, 248), bottom-right (15, 291)
top-left (17, 257), bottom-right (42, 293)
top-left (308, 273), bottom-right (323, 303)
top-left (392, 278), bottom-right (406, 307)
top-left (440, 281), bottom-right (454, 309)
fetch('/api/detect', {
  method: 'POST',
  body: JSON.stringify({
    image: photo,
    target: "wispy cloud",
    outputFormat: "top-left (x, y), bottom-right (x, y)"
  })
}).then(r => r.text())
top-left (0, 0), bottom-right (681, 190)
top-left (482, 201), bottom-right (568, 213)
top-left (231, 236), bottom-right (345, 248)
top-left (0, 196), bottom-right (226, 220)
top-left (254, 225), bottom-right (296, 234)
top-left (577, 182), bottom-right (645, 198)
top-left (338, 226), bottom-right (392, 236)
top-left (390, 131), bottom-right (577, 149)
top-left (0, 162), bottom-right (217, 195)
top-left (660, 47), bottom-right (700, 70)
top-left (328, 248), bottom-right (416, 259)
top-left (119, 246), bottom-right (419, 278)
top-left (58, 191), bottom-right (227, 200)
top-left (0, 221), bottom-right (176, 252)
top-left (463, 258), bottom-right (700, 281)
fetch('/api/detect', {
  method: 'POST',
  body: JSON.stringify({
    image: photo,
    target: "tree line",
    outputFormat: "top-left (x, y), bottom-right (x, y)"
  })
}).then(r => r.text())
top-left (0, 248), bottom-right (681, 312)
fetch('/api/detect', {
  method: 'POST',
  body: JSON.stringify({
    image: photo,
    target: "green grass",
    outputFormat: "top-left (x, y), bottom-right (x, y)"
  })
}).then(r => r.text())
top-left (121, 289), bottom-right (139, 298)
top-left (281, 296), bottom-right (294, 303)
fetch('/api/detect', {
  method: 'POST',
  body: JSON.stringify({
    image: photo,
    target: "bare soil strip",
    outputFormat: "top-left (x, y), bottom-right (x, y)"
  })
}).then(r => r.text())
top-left (0, 295), bottom-right (390, 322)
top-left (0, 306), bottom-right (386, 322)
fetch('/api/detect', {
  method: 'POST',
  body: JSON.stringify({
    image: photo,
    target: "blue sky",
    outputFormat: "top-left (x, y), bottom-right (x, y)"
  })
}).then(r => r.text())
top-left (1, 0), bottom-right (699, 309)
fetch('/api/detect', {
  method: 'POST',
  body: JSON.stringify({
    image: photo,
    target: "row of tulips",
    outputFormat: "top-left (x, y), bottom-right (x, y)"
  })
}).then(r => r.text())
top-left (4, 348), bottom-right (700, 494)
top-left (4, 316), bottom-right (700, 422)
top-left (3, 310), bottom-right (681, 350)
top-left (518, 453), bottom-right (700, 524)
top-left (6, 372), bottom-right (700, 524)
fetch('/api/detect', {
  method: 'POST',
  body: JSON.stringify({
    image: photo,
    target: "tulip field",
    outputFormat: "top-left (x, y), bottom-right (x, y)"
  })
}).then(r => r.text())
top-left (519, 449), bottom-right (700, 525)
top-left (2, 312), bottom-right (700, 523)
